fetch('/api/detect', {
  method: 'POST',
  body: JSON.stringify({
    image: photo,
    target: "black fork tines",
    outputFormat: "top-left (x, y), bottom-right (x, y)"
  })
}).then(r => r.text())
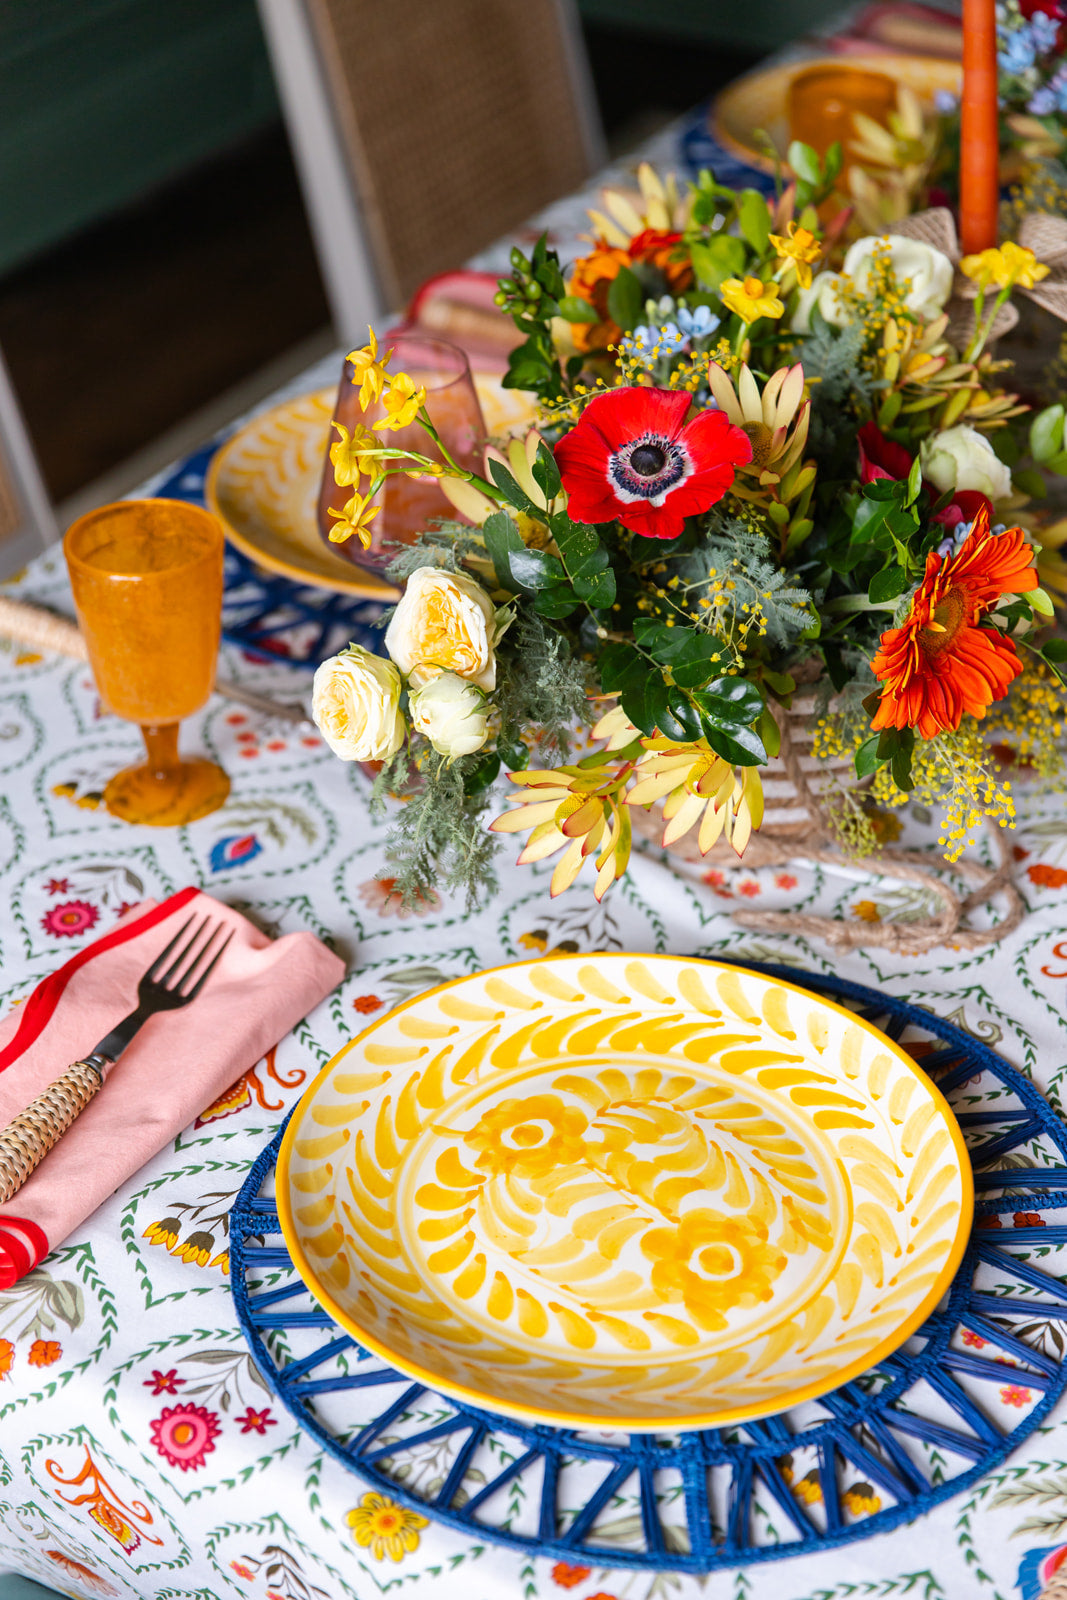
top-left (143, 916), bottom-right (234, 1003)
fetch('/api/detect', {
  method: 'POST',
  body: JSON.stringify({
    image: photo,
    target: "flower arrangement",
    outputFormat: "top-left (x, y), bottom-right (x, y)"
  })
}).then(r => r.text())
top-left (311, 145), bottom-right (1067, 911)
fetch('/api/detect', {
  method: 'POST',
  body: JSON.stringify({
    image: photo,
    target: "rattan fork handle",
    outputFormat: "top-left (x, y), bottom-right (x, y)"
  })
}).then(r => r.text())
top-left (0, 1054), bottom-right (111, 1204)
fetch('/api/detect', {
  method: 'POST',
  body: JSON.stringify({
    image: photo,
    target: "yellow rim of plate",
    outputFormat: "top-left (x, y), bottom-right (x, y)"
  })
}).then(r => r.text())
top-left (276, 954), bottom-right (974, 1432)
top-left (710, 53), bottom-right (963, 175)
top-left (204, 390), bottom-right (401, 601)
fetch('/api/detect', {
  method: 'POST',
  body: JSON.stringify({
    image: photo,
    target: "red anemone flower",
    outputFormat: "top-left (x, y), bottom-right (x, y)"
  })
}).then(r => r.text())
top-left (871, 508), bottom-right (1038, 740)
top-left (857, 422), bottom-right (913, 484)
top-left (554, 387), bottom-right (752, 540)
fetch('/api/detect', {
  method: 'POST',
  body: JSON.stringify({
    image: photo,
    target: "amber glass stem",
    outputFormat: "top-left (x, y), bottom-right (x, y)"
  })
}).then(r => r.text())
top-left (141, 723), bottom-right (180, 779)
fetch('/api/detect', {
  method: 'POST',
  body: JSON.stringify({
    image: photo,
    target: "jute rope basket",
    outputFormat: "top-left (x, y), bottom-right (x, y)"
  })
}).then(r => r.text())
top-left (631, 695), bottom-right (1025, 955)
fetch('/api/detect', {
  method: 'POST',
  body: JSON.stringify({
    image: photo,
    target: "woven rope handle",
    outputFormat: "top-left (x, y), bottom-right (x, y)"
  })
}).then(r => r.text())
top-left (0, 1056), bottom-right (109, 1204)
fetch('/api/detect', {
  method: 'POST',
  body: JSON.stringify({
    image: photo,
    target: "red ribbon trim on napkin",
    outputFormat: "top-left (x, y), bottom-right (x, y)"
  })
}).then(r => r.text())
top-left (0, 1216), bottom-right (49, 1288)
top-left (0, 886), bottom-right (200, 1077)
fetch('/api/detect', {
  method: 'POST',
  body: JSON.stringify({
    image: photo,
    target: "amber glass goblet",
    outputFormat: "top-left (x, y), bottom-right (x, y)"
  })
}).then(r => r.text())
top-left (317, 332), bottom-right (486, 576)
top-left (64, 499), bottom-right (231, 826)
top-left (787, 63), bottom-right (897, 187)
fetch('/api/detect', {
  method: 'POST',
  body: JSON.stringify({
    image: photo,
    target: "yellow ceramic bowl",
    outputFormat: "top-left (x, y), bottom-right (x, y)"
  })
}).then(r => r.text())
top-left (278, 955), bottom-right (972, 1432)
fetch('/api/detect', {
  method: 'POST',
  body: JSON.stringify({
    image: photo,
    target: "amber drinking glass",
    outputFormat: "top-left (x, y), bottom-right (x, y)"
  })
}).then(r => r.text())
top-left (317, 332), bottom-right (486, 576)
top-left (64, 499), bottom-right (231, 826)
top-left (787, 63), bottom-right (898, 186)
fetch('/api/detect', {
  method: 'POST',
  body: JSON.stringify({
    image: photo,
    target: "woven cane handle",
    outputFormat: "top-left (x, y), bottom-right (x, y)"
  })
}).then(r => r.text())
top-left (0, 1055), bottom-right (109, 1204)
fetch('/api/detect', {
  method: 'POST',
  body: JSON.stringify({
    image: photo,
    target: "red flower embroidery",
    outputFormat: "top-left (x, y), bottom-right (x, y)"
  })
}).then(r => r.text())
top-left (150, 1403), bottom-right (221, 1470)
top-left (554, 386), bottom-right (751, 540)
top-left (353, 994), bottom-right (384, 1014)
top-left (44, 878), bottom-right (70, 895)
top-left (737, 879), bottom-right (762, 898)
top-left (1028, 863), bottom-right (1067, 889)
top-left (229, 1562), bottom-right (255, 1581)
top-left (144, 1369), bottom-right (185, 1394)
top-left (1000, 1384), bottom-right (1033, 1407)
top-left (41, 900), bottom-right (99, 938)
top-left (961, 1329), bottom-right (987, 1348)
top-left (235, 1406), bottom-right (277, 1435)
top-left (551, 1564), bottom-right (591, 1589)
top-left (774, 873), bottom-right (798, 890)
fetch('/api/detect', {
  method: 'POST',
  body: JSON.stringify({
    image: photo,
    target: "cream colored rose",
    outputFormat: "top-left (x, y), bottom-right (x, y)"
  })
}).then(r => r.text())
top-left (843, 234), bottom-right (954, 320)
top-left (791, 270), bottom-right (845, 333)
top-left (312, 645), bottom-right (405, 761)
top-left (409, 672), bottom-right (489, 759)
top-left (920, 425), bottom-right (1012, 501)
top-left (385, 567), bottom-right (498, 691)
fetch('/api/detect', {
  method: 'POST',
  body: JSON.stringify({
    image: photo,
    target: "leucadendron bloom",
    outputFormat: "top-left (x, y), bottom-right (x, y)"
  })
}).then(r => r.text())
top-left (409, 673), bottom-right (489, 759)
top-left (384, 567), bottom-right (502, 691)
top-left (920, 424), bottom-right (1013, 502)
top-left (312, 645), bottom-right (405, 761)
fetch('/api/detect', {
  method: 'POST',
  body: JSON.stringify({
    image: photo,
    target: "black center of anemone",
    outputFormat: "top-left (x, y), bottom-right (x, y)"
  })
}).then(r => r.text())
top-left (630, 444), bottom-right (667, 477)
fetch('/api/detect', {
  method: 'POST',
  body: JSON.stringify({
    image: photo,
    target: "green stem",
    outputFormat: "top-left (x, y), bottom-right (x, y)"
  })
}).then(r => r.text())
top-left (823, 593), bottom-right (900, 615)
top-left (964, 285), bottom-right (1010, 364)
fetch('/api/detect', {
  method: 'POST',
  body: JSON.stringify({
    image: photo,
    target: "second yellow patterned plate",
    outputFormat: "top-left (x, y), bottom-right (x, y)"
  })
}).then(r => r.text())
top-left (277, 956), bottom-right (972, 1432)
top-left (206, 376), bottom-right (537, 599)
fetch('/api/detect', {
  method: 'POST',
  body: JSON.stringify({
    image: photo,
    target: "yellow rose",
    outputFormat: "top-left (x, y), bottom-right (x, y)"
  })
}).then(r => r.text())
top-left (312, 645), bottom-right (405, 761)
top-left (384, 567), bottom-right (500, 691)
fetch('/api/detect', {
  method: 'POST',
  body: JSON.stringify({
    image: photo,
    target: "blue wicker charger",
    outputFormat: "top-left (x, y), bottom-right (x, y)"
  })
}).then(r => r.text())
top-left (229, 964), bottom-right (1067, 1573)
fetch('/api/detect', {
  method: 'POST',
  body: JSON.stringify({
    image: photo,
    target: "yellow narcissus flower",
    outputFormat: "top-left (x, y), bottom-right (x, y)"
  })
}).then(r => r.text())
top-left (374, 370), bottom-right (427, 432)
top-left (330, 421), bottom-right (381, 487)
top-left (960, 241), bottom-right (1050, 292)
top-left (767, 222), bottom-right (822, 289)
top-left (346, 327), bottom-right (392, 408)
top-left (326, 489), bottom-right (380, 548)
top-left (719, 276), bottom-right (785, 325)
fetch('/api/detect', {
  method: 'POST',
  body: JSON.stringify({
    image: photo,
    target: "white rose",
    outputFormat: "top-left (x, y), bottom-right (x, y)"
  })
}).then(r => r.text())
top-left (409, 673), bottom-right (489, 759)
top-left (791, 270), bottom-right (846, 332)
top-left (312, 645), bottom-right (405, 761)
top-left (384, 567), bottom-right (498, 691)
top-left (920, 425), bottom-right (1012, 501)
top-left (842, 234), bottom-right (954, 321)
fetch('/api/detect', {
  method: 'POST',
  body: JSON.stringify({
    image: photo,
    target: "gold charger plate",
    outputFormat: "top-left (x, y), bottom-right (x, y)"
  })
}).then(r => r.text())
top-left (205, 375), bottom-right (537, 599)
top-left (712, 53), bottom-right (962, 174)
top-left (277, 955), bottom-right (972, 1433)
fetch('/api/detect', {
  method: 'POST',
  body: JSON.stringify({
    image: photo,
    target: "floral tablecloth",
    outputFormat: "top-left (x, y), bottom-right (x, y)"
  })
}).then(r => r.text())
top-left (3, 117), bottom-right (1067, 1600)
top-left (2, 532), bottom-right (1067, 1600)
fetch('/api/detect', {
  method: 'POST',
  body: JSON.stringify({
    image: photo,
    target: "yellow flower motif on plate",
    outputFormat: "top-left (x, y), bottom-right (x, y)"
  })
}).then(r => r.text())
top-left (641, 1209), bottom-right (787, 1332)
top-left (464, 1093), bottom-right (589, 1179)
top-left (346, 1492), bottom-right (428, 1562)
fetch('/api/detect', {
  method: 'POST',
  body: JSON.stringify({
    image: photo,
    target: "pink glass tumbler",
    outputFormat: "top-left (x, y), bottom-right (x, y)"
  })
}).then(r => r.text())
top-left (317, 332), bottom-right (486, 576)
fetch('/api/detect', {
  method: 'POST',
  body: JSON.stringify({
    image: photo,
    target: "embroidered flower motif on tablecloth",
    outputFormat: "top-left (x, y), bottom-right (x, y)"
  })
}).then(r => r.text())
top-left (143, 1369), bottom-right (185, 1395)
top-left (27, 1338), bottom-right (61, 1367)
top-left (551, 1564), bottom-right (592, 1589)
top-left (345, 1492), bottom-right (428, 1562)
top-left (235, 1406), bottom-right (276, 1435)
top-left (1001, 1383), bottom-right (1034, 1407)
top-left (41, 900), bottom-right (99, 938)
top-left (357, 875), bottom-right (441, 918)
top-left (150, 1402), bottom-right (222, 1471)
top-left (0, 1337), bottom-right (14, 1378)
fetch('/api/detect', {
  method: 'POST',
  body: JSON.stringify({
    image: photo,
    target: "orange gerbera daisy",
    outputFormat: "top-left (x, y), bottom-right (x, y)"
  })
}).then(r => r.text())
top-left (871, 511), bottom-right (1038, 740)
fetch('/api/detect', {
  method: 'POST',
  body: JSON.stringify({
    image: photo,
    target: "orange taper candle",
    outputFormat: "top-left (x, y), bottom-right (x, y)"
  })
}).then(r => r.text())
top-left (960, 0), bottom-right (1000, 253)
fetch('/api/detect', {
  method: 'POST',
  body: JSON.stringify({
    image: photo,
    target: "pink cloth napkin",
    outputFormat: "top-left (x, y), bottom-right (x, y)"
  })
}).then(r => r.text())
top-left (0, 886), bottom-right (344, 1286)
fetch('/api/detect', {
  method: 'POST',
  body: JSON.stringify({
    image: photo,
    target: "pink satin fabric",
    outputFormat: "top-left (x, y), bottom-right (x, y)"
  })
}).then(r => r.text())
top-left (0, 889), bottom-right (344, 1285)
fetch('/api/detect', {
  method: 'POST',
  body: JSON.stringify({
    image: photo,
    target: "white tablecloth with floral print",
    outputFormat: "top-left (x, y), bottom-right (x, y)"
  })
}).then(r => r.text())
top-left (3, 124), bottom-right (1067, 1600)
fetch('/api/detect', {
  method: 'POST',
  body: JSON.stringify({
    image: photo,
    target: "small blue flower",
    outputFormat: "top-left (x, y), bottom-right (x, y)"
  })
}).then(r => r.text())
top-left (620, 322), bottom-right (686, 362)
top-left (998, 23), bottom-right (1037, 73)
top-left (676, 304), bottom-right (721, 340)
top-left (209, 833), bottom-right (264, 872)
top-left (1029, 84), bottom-right (1057, 113)
top-left (1031, 10), bottom-right (1060, 53)
top-left (934, 89), bottom-right (959, 114)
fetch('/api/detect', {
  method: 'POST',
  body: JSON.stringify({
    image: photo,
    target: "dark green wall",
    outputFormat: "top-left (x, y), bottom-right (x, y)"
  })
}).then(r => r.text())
top-left (0, 0), bottom-right (279, 277)
top-left (576, 0), bottom-right (842, 54)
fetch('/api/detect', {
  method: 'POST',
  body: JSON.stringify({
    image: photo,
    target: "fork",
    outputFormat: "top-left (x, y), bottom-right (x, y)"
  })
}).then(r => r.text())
top-left (0, 914), bottom-right (234, 1205)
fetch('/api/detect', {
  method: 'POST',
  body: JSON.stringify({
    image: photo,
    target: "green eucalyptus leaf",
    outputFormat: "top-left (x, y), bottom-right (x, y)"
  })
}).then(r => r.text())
top-left (557, 295), bottom-right (602, 324)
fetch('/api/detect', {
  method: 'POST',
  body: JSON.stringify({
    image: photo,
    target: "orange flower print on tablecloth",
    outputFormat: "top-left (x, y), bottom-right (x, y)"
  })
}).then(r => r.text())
top-left (353, 994), bottom-right (383, 1014)
top-left (1001, 1383), bottom-right (1034, 1407)
top-left (551, 1564), bottom-right (592, 1589)
top-left (28, 1339), bottom-right (61, 1367)
top-left (47, 1445), bottom-right (163, 1553)
top-left (357, 875), bottom-right (441, 919)
top-left (962, 1329), bottom-right (988, 1349)
top-left (150, 1402), bottom-right (222, 1471)
top-left (0, 1337), bottom-right (13, 1378)
top-left (43, 1550), bottom-right (118, 1595)
top-left (230, 1561), bottom-right (256, 1582)
top-left (465, 1094), bottom-right (589, 1180)
top-left (345, 1491), bottom-right (428, 1562)
top-left (774, 873), bottom-right (798, 890)
top-left (1028, 863), bottom-right (1067, 889)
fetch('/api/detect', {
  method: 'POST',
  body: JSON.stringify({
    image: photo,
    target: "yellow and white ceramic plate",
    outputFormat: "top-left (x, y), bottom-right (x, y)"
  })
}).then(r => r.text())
top-left (711, 53), bottom-right (962, 174)
top-left (205, 376), bottom-right (537, 599)
top-left (278, 956), bottom-right (972, 1432)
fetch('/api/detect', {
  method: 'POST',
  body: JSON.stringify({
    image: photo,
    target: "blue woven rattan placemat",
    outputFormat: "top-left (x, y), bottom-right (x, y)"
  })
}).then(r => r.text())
top-left (229, 964), bottom-right (1067, 1573)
